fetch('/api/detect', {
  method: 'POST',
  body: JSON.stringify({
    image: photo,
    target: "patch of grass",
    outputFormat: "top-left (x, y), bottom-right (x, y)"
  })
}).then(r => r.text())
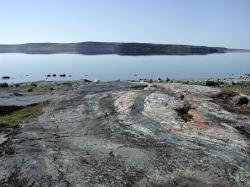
top-left (221, 85), bottom-right (250, 95)
top-left (185, 81), bottom-right (204, 86)
top-left (238, 109), bottom-right (250, 117)
top-left (25, 85), bottom-right (56, 92)
top-left (213, 83), bottom-right (250, 117)
top-left (0, 103), bottom-right (47, 128)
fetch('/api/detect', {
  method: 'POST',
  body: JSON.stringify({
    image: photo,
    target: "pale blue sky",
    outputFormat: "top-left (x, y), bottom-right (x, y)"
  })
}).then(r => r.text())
top-left (0, 0), bottom-right (250, 48)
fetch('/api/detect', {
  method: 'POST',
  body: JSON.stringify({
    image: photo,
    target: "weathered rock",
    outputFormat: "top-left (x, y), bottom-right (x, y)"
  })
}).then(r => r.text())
top-left (0, 81), bottom-right (250, 186)
top-left (0, 92), bottom-right (52, 106)
top-left (0, 134), bottom-right (8, 145)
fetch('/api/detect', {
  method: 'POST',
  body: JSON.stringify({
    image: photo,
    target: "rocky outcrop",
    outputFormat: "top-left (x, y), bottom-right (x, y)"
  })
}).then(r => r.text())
top-left (0, 81), bottom-right (250, 186)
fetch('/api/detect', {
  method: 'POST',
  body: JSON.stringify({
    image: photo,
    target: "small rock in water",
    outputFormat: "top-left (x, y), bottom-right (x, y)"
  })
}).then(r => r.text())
top-left (82, 79), bottom-right (92, 83)
top-left (158, 78), bottom-right (162, 82)
top-left (52, 74), bottom-right (56, 77)
top-left (46, 74), bottom-right (51, 77)
top-left (2, 76), bottom-right (10, 80)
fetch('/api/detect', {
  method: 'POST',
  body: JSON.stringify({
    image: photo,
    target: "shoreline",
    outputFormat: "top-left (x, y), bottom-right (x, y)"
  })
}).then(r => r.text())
top-left (1, 73), bottom-right (250, 85)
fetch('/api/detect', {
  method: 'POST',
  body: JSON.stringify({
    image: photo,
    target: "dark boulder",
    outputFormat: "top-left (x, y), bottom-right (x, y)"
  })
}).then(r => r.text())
top-left (233, 95), bottom-right (249, 106)
top-left (238, 97), bottom-right (249, 106)
top-left (158, 78), bottom-right (162, 82)
top-left (205, 80), bottom-right (220, 87)
top-left (59, 74), bottom-right (66, 77)
top-left (82, 79), bottom-right (92, 83)
top-left (2, 76), bottom-right (10, 80)
top-left (13, 92), bottom-right (23, 97)
top-left (0, 83), bottom-right (9, 88)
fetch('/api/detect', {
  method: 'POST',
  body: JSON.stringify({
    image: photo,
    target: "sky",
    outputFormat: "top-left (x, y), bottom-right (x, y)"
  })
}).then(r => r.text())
top-left (0, 0), bottom-right (250, 48)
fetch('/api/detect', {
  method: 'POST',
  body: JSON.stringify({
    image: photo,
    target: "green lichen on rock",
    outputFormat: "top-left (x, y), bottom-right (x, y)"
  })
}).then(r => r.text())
top-left (229, 168), bottom-right (250, 185)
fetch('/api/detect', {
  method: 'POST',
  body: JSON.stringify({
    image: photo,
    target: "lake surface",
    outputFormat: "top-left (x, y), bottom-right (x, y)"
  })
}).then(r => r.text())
top-left (0, 53), bottom-right (250, 83)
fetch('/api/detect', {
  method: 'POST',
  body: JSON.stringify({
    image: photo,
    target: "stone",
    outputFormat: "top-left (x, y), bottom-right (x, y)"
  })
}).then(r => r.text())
top-left (233, 95), bottom-right (249, 106)
top-left (205, 80), bottom-right (220, 87)
top-left (13, 92), bottom-right (23, 97)
top-left (82, 79), bottom-right (92, 83)
top-left (0, 134), bottom-right (8, 145)
top-left (1, 76), bottom-right (10, 80)
top-left (59, 74), bottom-right (66, 77)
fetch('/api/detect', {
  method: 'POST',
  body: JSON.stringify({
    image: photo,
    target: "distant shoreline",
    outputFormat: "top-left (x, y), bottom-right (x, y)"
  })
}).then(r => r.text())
top-left (0, 41), bottom-right (241, 56)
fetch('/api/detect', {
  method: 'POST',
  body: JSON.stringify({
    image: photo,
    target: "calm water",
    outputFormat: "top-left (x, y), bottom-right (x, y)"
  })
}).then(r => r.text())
top-left (0, 53), bottom-right (250, 83)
